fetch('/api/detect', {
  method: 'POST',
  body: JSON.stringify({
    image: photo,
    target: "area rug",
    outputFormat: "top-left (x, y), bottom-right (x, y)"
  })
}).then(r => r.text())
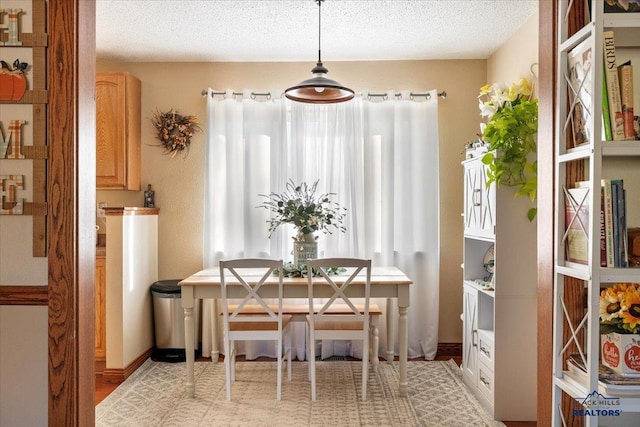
top-left (96, 359), bottom-right (504, 426)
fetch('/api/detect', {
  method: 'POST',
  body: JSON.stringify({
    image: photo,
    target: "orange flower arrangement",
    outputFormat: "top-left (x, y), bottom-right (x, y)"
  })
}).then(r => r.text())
top-left (600, 283), bottom-right (640, 334)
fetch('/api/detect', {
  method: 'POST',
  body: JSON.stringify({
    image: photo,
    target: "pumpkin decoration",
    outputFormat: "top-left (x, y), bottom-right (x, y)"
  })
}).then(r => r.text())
top-left (0, 59), bottom-right (29, 101)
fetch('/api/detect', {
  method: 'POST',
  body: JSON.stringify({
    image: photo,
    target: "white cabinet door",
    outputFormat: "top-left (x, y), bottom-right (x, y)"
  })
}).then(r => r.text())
top-left (463, 158), bottom-right (495, 239)
top-left (462, 283), bottom-right (478, 387)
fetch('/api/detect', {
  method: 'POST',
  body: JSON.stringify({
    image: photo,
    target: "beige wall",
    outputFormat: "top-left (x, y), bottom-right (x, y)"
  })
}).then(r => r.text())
top-left (0, 1), bottom-right (48, 424)
top-left (488, 13), bottom-right (540, 92)
top-left (0, 306), bottom-right (48, 427)
top-left (97, 59), bottom-right (486, 343)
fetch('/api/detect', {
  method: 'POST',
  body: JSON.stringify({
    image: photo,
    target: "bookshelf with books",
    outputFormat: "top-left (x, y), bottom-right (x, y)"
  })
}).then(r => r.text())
top-left (553, 2), bottom-right (640, 425)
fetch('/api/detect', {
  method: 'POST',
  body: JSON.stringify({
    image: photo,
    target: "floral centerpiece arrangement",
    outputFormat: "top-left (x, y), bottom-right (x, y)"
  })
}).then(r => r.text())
top-left (600, 283), bottom-right (640, 334)
top-left (258, 179), bottom-right (347, 276)
top-left (151, 109), bottom-right (201, 158)
top-left (478, 78), bottom-right (538, 221)
top-left (258, 179), bottom-right (347, 241)
top-left (600, 283), bottom-right (640, 375)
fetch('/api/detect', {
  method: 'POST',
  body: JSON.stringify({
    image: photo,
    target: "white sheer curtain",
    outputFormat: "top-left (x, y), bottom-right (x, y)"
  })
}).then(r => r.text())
top-left (202, 88), bottom-right (440, 360)
top-left (361, 90), bottom-right (440, 359)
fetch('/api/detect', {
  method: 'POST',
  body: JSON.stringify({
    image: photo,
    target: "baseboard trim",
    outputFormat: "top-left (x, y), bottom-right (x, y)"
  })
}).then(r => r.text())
top-left (436, 342), bottom-right (462, 357)
top-left (97, 344), bottom-right (461, 382)
top-left (95, 359), bottom-right (106, 375)
top-left (102, 348), bottom-right (153, 384)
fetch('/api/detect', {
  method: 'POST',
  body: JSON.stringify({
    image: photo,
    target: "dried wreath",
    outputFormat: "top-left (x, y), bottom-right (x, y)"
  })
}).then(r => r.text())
top-left (151, 109), bottom-right (201, 158)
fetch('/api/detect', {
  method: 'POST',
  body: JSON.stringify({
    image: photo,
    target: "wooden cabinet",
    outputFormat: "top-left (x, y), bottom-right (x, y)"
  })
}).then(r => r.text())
top-left (461, 156), bottom-right (537, 421)
top-left (95, 254), bottom-right (106, 361)
top-left (96, 72), bottom-right (141, 190)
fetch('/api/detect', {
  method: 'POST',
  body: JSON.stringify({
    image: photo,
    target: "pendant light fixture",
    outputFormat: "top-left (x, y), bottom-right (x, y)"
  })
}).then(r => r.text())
top-left (285, 0), bottom-right (354, 104)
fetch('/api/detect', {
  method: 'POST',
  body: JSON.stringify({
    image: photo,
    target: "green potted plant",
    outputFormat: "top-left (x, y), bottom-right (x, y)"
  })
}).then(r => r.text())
top-left (478, 78), bottom-right (538, 221)
top-left (258, 179), bottom-right (346, 269)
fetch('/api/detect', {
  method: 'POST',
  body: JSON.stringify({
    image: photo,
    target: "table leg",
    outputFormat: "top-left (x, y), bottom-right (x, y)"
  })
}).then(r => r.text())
top-left (183, 287), bottom-right (195, 398)
top-left (370, 315), bottom-right (379, 371)
top-left (385, 298), bottom-right (394, 362)
top-left (210, 299), bottom-right (219, 363)
top-left (398, 305), bottom-right (408, 397)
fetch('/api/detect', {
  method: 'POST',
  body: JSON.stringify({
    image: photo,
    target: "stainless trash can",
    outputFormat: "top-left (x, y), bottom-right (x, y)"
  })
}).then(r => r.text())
top-left (150, 280), bottom-right (200, 362)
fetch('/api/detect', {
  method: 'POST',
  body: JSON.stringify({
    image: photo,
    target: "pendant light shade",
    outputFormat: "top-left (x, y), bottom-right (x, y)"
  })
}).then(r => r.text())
top-left (285, 0), bottom-right (354, 104)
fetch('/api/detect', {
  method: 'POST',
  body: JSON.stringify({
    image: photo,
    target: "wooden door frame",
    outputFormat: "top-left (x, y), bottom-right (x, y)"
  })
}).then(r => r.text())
top-left (46, 0), bottom-right (556, 425)
top-left (537, 1), bottom-right (557, 425)
top-left (48, 0), bottom-right (96, 425)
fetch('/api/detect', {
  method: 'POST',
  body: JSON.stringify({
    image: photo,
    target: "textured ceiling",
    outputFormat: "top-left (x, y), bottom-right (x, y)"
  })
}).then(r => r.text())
top-left (96, 0), bottom-right (538, 62)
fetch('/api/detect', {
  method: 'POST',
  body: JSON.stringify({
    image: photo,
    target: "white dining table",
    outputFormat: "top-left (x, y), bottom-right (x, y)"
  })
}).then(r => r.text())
top-left (179, 265), bottom-right (412, 397)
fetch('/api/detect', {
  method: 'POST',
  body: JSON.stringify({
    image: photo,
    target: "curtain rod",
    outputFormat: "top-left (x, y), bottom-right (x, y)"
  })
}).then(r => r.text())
top-left (200, 89), bottom-right (447, 100)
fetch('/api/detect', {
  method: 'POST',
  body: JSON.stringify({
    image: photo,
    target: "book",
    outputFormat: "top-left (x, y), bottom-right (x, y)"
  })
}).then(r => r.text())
top-left (603, 31), bottom-right (625, 141)
top-left (610, 179), bottom-right (629, 267)
top-left (602, 179), bottom-right (615, 267)
top-left (616, 185), bottom-right (629, 267)
top-left (564, 186), bottom-right (590, 265)
top-left (618, 61), bottom-right (635, 139)
top-left (596, 185), bottom-right (607, 267)
top-left (602, 70), bottom-right (613, 141)
top-left (611, 179), bottom-right (621, 266)
top-left (622, 188), bottom-right (629, 267)
top-left (567, 38), bottom-right (594, 147)
top-left (576, 180), bottom-right (609, 266)
top-left (568, 354), bottom-right (640, 386)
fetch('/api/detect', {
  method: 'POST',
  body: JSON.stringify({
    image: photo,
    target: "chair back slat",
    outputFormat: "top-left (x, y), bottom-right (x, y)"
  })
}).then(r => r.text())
top-left (315, 265), bottom-right (364, 317)
top-left (307, 258), bottom-right (372, 324)
top-left (220, 258), bottom-right (284, 325)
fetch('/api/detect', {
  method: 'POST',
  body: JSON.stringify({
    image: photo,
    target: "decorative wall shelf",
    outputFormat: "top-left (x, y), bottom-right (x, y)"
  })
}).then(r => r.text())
top-left (0, 0), bottom-right (48, 256)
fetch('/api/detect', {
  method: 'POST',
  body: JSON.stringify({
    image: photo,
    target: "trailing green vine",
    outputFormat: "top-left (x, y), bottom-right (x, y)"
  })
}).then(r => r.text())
top-left (478, 78), bottom-right (538, 221)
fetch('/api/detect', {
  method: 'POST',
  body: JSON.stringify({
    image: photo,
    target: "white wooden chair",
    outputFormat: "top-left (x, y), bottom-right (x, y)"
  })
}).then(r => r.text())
top-left (219, 258), bottom-right (292, 401)
top-left (306, 258), bottom-right (372, 401)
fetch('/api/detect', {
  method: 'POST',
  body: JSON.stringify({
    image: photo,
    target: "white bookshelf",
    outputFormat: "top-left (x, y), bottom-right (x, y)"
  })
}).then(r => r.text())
top-left (552, 2), bottom-right (640, 426)
top-left (461, 156), bottom-right (537, 421)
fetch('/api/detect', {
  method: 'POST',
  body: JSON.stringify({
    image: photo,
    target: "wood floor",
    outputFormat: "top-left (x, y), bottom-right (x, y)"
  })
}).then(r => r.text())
top-left (95, 354), bottom-right (535, 426)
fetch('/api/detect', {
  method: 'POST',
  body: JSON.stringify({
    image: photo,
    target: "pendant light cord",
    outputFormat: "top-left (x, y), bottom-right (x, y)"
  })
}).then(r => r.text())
top-left (317, 0), bottom-right (323, 64)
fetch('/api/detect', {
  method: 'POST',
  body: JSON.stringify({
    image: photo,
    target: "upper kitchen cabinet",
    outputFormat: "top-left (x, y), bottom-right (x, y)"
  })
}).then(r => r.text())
top-left (96, 72), bottom-right (141, 190)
